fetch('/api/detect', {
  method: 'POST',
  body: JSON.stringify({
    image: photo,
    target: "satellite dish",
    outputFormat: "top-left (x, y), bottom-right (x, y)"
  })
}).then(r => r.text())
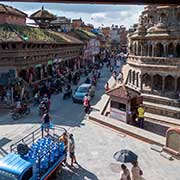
top-left (17, 144), bottom-right (29, 156)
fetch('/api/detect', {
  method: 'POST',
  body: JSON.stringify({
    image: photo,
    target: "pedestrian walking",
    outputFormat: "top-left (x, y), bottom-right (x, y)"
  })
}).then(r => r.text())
top-left (137, 104), bottom-right (145, 129)
top-left (68, 72), bottom-right (72, 83)
top-left (118, 72), bottom-right (123, 84)
top-left (131, 161), bottom-right (143, 180)
top-left (41, 110), bottom-right (52, 135)
top-left (69, 134), bottom-right (78, 166)
top-left (120, 164), bottom-right (131, 180)
top-left (59, 132), bottom-right (68, 165)
top-left (105, 82), bottom-right (110, 92)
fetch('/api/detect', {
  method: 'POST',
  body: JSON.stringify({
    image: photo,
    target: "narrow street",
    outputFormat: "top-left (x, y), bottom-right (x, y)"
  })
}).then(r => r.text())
top-left (0, 66), bottom-right (112, 155)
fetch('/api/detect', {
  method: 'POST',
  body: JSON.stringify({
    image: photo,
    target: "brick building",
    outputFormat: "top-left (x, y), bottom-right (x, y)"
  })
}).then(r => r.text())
top-left (0, 4), bottom-right (27, 25)
top-left (72, 18), bottom-right (84, 29)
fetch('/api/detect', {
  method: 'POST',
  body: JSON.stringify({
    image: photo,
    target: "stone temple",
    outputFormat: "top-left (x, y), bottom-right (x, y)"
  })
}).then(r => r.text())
top-left (126, 5), bottom-right (180, 121)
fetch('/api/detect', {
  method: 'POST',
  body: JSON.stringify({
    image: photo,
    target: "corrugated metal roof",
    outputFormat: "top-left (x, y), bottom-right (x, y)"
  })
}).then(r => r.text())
top-left (0, 153), bottom-right (32, 176)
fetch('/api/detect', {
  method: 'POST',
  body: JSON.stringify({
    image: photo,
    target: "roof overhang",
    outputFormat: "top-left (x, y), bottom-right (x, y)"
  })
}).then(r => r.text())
top-left (0, 0), bottom-right (177, 4)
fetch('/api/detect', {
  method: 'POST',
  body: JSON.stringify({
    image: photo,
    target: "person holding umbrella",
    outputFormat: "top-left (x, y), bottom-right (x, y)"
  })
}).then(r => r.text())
top-left (120, 164), bottom-right (131, 180)
top-left (113, 149), bottom-right (138, 163)
top-left (131, 161), bottom-right (143, 180)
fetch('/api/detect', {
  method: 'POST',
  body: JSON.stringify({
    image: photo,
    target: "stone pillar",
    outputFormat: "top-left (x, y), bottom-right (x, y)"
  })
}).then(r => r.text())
top-left (129, 71), bottom-right (131, 84)
top-left (174, 43), bottom-right (177, 57)
top-left (152, 45), bottom-right (155, 57)
top-left (175, 76), bottom-right (177, 92)
top-left (162, 76), bottom-right (165, 94)
top-left (140, 74), bottom-right (143, 90)
top-left (164, 44), bottom-right (167, 57)
top-left (163, 44), bottom-right (166, 57)
top-left (136, 73), bottom-right (139, 87)
top-left (151, 75), bottom-right (154, 93)
top-left (147, 44), bottom-right (150, 57)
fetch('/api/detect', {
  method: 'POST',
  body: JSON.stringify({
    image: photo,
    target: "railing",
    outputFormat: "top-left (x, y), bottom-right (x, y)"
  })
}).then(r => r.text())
top-left (128, 55), bottom-right (180, 66)
top-left (0, 47), bottom-right (82, 61)
top-left (10, 125), bottom-right (67, 153)
top-left (0, 52), bottom-right (81, 67)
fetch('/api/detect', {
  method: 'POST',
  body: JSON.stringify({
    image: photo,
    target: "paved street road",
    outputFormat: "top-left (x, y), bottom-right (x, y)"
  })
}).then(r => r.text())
top-left (0, 66), bottom-right (111, 144)
top-left (0, 65), bottom-right (180, 180)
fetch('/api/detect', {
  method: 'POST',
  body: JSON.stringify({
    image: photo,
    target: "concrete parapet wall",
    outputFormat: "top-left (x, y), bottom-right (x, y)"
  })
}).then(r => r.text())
top-left (89, 111), bottom-right (166, 146)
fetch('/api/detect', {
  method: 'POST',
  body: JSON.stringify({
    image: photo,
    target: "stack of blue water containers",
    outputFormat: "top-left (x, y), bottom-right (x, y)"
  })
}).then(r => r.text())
top-left (24, 137), bottom-right (64, 173)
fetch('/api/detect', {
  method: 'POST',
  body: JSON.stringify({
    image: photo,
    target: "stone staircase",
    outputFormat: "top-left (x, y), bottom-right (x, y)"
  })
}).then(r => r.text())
top-left (143, 101), bottom-right (180, 119)
top-left (142, 93), bottom-right (180, 130)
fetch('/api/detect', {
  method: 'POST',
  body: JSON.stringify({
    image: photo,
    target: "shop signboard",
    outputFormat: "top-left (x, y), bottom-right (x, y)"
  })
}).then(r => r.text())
top-left (110, 107), bottom-right (126, 122)
top-left (48, 60), bottom-right (53, 65)
top-left (35, 64), bottom-right (41, 68)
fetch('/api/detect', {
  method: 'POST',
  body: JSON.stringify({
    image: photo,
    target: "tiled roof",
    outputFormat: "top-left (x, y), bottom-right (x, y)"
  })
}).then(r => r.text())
top-left (0, 24), bottom-right (22, 42)
top-left (67, 30), bottom-right (90, 41)
top-left (0, 4), bottom-right (27, 17)
top-left (0, 23), bottom-right (84, 45)
top-left (0, 24), bottom-right (65, 43)
top-left (79, 28), bottom-right (97, 38)
top-left (30, 6), bottom-right (56, 20)
top-left (49, 31), bottom-right (83, 44)
top-left (106, 85), bottom-right (140, 99)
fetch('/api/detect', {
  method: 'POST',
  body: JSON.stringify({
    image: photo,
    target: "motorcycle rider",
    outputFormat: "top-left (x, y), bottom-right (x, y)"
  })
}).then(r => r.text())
top-left (85, 77), bottom-right (91, 84)
top-left (83, 94), bottom-right (90, 113)
top-left (16, 99), bottom-right (23, 114)
top-left (63, 84), bottom-right (72, 99)
top-left (34, 91), bottom-right (40, 105)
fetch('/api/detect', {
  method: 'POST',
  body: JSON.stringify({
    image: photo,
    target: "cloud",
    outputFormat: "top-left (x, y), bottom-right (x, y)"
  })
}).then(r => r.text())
top-left (1, 2), bottom-right (144, 28)
top-left (91, 13), bottom-right (107, 22)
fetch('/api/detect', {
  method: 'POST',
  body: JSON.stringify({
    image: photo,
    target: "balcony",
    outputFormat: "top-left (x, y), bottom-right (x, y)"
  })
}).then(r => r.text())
top-left (0, 46), bottom-right (81, 58)
top-left (0, 47), bottom-right (82, 67)
top-left (128, 55), bottom-right (180, 67)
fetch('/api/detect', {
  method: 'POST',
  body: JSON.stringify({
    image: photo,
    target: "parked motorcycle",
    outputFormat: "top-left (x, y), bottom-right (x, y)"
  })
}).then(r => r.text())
top-left (63, 86), bottom-right (72, 100)
top-left (11, 104), bottom-right (30, 120)
top-left (72, 76), bottom-right (78, 85)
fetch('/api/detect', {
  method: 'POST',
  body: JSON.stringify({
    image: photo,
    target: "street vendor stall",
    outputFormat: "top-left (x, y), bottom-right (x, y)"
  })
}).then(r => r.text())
top-left (106, 85), bottom-right (143, 124)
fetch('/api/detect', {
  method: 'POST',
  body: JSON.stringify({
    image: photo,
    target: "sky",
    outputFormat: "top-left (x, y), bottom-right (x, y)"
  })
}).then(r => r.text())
top-left (2, 2), bottom-right (144, 29)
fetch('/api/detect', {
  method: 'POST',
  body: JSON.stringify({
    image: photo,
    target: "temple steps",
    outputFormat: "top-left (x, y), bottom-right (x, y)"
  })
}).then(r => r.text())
top-left (143, 101), bottom-right (180, 119)
top-left (142, 93), bottom-right (180, 108)
top-left (145, 112), bottom-right (180, 132)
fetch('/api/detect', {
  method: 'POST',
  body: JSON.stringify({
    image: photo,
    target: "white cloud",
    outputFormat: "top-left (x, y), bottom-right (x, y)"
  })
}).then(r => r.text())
top-left (2, 2), bottom-right (144, 29)
top-left (91, 13), bottom-right (107, 22)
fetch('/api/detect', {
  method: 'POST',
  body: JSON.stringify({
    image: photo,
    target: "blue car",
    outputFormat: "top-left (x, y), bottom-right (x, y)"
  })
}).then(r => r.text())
top-left (72, 84), bottom-right (92, 103)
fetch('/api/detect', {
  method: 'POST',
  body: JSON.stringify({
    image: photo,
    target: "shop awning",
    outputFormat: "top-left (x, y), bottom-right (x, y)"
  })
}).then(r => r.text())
top-left (35, 64), bottom-right (42, 68)
top-left (106, 85), bottom-right (140, 100)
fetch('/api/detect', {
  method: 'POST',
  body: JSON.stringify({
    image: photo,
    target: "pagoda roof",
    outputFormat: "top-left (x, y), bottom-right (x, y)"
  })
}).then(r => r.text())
top-left (0, 4), bottom-right (27, 17)
top-left (106, 85), bottom-right (140, 99)
top-left (30, 6), bottom-right (56, 20)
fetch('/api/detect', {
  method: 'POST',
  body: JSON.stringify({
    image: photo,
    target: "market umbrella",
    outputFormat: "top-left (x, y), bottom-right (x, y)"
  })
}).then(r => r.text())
top-left (113, 149), bottom-right (138, 163)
